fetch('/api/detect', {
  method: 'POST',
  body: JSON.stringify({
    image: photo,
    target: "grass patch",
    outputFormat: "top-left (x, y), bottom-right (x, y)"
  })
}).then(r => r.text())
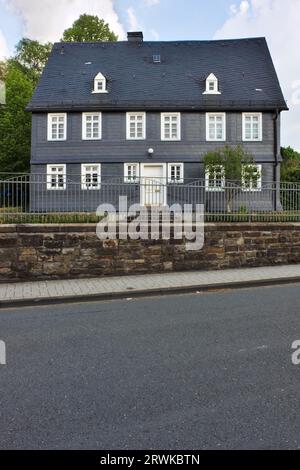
top-left (205, 211), bottom-right (300, 223)
top-left (1, 210), bottom-right (300, 225)
top-left (0, 212), bottom-right (104, 224)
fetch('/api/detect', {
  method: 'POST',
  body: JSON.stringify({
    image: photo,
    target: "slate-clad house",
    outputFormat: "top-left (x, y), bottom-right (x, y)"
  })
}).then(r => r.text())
top-left (27, 32), bottom-right (288, 211)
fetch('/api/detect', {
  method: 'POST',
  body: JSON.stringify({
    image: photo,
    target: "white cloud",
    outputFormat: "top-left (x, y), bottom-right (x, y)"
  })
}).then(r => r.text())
top-left (127, 7), bottom-right (138, 31)
top-left (3, 0), bottom-right (125, 42)
top-left (215, 0), bottom-right (300, 150)
top-left (239, 0), bottom-right (250, 15)
top-left (144, 0), bottom-right (160, 5)
top-left (229, 4), bottom-right (238, 15)
top-left (0, 28), bottom-right (10, 60)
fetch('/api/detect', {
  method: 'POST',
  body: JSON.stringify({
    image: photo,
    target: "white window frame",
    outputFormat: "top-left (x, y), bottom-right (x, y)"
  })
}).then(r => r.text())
top-left (126, 112), bottom-right (146, 140)
top-left (47, 113), bottom-right (67, 141)
top-left (46, 164), bottom-right (66, 191)
top-left (205, 165), bottom-right (225, 192)
top-left (206, 113), bottom-right (226, 141)
top-left (161, 113), bottom-right (181, 141)
top-left (168, 163), bottom-right (184, 183)
top-left (242, 113), bottom-right (263, 142)
top-left (82, 112), bottom-right (102, 140)
top-left (124, 163), bottom-right (140, 183)
top-left (153, 54), bottom-right (161, 63)
top-left (81, 164), bottom-right (101, 190)
top-left (92, 73), bottom-right (107, 94)
top-left (242, 164), bottom-right (262, 192)
top-left (203, 73), bottom-right (221, 95)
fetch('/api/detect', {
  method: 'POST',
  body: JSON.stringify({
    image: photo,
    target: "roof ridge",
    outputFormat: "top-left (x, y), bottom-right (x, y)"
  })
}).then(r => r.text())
top-left (54, 37), bottom-right (267, 47)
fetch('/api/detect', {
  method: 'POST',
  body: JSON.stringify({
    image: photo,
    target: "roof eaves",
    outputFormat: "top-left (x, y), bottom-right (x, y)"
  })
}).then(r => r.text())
top-left (26, 99), bottom-right (288, 113)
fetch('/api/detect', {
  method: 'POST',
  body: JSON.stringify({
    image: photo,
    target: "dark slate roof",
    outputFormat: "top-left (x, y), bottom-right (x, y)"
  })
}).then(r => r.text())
top-left (27, 37), bottom-right (288, 112)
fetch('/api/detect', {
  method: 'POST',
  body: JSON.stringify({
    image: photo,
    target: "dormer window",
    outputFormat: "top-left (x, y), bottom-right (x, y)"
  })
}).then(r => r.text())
top-left (92, 73), bottom-right (107, 94)
top-left (203, 73), bottom-right (221, 95)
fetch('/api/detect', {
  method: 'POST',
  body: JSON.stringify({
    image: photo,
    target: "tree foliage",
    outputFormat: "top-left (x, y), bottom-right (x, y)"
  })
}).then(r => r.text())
top-left (0, 39), bottom-right (52, 173)
top-left (281, 146), bottom-right (300, 183)
top-left (0, 63), bottom-right (34, 173)
top-left (11, 38), bottom-right (53, 85)
top-left (62, 14), bottom-right (118, 42)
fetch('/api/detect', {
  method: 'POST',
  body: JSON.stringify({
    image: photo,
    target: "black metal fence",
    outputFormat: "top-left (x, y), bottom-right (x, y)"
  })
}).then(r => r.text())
top-left (0, 173), bottom-right (300, 223)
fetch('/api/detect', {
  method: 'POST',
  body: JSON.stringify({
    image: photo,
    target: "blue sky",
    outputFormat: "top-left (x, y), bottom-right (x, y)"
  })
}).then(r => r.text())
top-left (0, 1), bottom-right (22, 54)
top-left (0, 0), bottom-right (299, 149)
top-left (115, 0), bottom-right (233, 41)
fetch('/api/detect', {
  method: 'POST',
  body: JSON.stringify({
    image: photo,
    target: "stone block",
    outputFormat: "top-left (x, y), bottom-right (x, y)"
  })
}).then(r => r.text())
top-left (19, 248), bottom-right (38, 262)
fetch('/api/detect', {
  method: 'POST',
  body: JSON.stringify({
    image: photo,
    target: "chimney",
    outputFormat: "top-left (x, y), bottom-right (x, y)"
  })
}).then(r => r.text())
top-left (127, 32), bottom-right (143, 43)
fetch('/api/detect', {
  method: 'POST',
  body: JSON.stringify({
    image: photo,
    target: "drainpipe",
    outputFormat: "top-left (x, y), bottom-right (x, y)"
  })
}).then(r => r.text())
top-left (273, 109), bottom-right (280, 211)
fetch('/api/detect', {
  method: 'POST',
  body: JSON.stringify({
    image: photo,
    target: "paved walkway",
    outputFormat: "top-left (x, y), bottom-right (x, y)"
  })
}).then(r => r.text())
top-left (1, 264), bottom-right (300, 308)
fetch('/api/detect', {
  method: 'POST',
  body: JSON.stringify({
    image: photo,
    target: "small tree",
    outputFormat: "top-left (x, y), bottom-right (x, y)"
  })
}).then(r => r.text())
top-left (203, 145), bottom-right (259, 212)
top-left (62, 14), bottom-right (118, 42)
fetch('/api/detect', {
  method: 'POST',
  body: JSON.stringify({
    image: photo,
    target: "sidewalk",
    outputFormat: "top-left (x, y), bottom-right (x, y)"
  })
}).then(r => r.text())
top-left (1, 264), bottom-right (300, 308)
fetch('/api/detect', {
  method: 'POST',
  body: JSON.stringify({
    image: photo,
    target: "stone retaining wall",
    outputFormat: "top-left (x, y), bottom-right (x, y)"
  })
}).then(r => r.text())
top-left (0, 223), bottom-right (300, 282)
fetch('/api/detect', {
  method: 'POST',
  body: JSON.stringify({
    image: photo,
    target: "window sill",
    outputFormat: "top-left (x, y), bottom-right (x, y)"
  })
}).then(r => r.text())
top-left (46, 188), bottom-right (66, 191)
top-left (203, 91), bottom-right (221, 95)
top-left (81, 187), bottom-right (101, 191)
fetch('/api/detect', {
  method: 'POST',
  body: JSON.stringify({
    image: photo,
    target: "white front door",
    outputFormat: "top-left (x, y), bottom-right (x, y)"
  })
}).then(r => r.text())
top-left (141, 164), bottom-right (166, 206)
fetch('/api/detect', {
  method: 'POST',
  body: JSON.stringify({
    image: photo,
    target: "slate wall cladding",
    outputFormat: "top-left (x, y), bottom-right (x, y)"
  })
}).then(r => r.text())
top-left (0, 223), bottom-right (300, 282)
top-left (31, 111), bottom-right (276, 164)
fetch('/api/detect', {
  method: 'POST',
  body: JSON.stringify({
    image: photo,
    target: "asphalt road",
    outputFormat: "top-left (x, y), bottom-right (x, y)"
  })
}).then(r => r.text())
top-left (0, 284), bottom-right (300, 450)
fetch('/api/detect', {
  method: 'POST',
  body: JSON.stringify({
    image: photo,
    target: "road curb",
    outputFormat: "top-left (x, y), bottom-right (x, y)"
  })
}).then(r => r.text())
top-left (1, 275), bottom-right (300, 309)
